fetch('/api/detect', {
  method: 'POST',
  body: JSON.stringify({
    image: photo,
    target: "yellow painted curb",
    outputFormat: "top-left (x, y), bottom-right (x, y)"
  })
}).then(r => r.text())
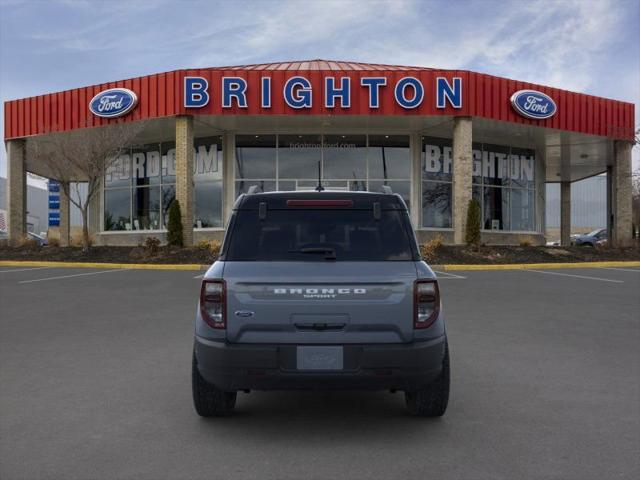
top-left (439, 261), bottom-right (640, 271)
top-left (0, 260), bottom-right (207, 271)
top-left (1, 260), bottom-right (638, 272)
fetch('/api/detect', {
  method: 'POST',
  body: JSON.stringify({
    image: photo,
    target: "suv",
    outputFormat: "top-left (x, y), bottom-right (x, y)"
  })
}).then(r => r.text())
top-left (192, 190), bottom-right (449, 417)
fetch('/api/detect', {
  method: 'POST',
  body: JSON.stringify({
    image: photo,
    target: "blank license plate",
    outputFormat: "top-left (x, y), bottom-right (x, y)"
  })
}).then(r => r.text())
top-left (296, 346), bottom-right (343, 371)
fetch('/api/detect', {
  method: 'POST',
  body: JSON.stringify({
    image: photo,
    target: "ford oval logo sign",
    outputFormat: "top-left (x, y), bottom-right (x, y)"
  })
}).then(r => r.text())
top-left (89, 88), bottom-right (138, 118)
top-left (510, 90), bottom-right (556, 120)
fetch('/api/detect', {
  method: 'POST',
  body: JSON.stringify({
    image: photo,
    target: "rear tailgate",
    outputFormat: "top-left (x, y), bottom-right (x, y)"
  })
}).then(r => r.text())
top-left (224, 261), bottom-right (417, 344)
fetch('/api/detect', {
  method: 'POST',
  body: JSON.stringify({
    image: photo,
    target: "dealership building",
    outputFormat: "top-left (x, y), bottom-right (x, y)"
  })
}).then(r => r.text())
top-left (3, 60), bottom-right (636, 246)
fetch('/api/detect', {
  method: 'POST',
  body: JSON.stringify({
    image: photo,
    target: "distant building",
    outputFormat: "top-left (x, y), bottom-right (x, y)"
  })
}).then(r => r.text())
top-left (0, 177), bottom-right (48, 234)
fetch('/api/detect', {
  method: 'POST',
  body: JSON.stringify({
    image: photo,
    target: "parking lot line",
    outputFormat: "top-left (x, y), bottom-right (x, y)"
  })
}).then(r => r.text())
top-left (0, 267), bottom-right (53, 273)
top-left (193, 274), bottom-right (204, 279)
top-left (432, 270), bottom-right (466, 279)
top-left (18, 269), bottom-right (127, 284)
top-left (597, 267), bottom-right (640, 273)
top-left (524, 269), bottom-right (624, 283)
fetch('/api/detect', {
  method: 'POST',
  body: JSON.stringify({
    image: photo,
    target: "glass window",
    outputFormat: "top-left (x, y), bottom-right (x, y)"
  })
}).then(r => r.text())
top-left (194, 181), bottom-right (223, 228)
top-left (472, 142), bottom-right (483, 184)
top-left (322, 134), bottom-right (366, 179)
top-left (194, 136), bottom-right (223, 183)
top-left (278, 134), bottom-right (322, 179)
top-left (422, 181), bottom-right (452, 228)
top-left (133, 186), bottom-right (161, 230)
top-left (226, 209), bottom-right (415, 262)
top-left (369, 180), bottom-right (410, 211)
top-left (482, 143), bottom-right (510, 187)
top-left (132, 144), bottom-right (161, 187)
top-left (235, 180), bottom-right (277, 197)
top-left (104, 188), bottom-right (131, 231)
top-left (510, 147), bottom-right (535, 188)
top-left (105, 153), bottom-right (131, 188)
top-left (161, 185), bottom-right (175, 228)
top-left (235, 135), bottom-right (276, 179)
top-left (369, 135), bottom-right (410, 179)
top-left (510, 188), bottom-right (535, 231)
top-left (161, 142), bottom-right (176, 183)
top-left (422, 137), bottom-right (452, 182)
top-left (484, 186), bottom-right (509, 230)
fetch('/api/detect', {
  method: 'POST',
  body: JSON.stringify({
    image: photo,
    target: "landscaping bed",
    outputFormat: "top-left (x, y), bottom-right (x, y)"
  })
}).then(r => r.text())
top-left (1, 243), bottom-right (638, 265)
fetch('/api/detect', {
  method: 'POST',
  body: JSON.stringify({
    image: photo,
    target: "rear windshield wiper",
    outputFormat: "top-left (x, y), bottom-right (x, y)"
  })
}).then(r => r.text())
top-left (288, 247), bottom-right (337, 260)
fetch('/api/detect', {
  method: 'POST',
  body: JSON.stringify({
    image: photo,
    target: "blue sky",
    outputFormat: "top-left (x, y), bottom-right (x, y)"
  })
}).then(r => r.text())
top-left (1, 0), bottom-right (638, 179)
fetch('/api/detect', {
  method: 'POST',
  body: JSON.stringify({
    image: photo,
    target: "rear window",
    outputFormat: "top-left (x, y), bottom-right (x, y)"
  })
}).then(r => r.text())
top-left (224, 209), bottom-right (417, 261)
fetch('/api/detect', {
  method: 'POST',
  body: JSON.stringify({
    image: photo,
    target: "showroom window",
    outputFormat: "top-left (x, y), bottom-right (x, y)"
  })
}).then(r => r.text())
top-left (234, 134), bottom-right (410, 208)
top-left (103, 136), bottom-right (223, 231)
top-left (421, 137), bottom-right (452, 228)
top-left (423, 137), bottom-right (536, 232)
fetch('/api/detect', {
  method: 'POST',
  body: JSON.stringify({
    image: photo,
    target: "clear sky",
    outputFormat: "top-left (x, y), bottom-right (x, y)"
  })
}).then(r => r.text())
top-left (1, 0), bottom-right (638, 182)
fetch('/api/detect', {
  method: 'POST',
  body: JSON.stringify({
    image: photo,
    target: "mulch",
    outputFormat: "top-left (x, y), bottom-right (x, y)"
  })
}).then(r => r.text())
top-left (1, 244), bottom-right (639, 265)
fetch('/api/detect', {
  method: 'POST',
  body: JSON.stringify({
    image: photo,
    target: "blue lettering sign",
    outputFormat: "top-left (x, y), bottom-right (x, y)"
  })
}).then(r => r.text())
top-left (394, 77), bottom-right (424, 109)
top-left (184, 77), bottom-right (209, 108)
top-left (436, 77), bottom-right (462, 108)
top-left (261, 77), bottom-right (271, 108)
top-left (283, 76), bottom-right (312, 109)
top-left (325, 77), bottom-right (351, 108)
top-left (222, 77), bottom-right (248, 108)
top-left (360, 77), bottom-right (387, 108)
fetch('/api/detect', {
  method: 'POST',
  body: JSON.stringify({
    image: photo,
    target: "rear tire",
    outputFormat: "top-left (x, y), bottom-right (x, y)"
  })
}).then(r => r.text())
top-left (405, 341), bottom-right (450, 417)
top-left (192, 351), bottom-right (237, 417)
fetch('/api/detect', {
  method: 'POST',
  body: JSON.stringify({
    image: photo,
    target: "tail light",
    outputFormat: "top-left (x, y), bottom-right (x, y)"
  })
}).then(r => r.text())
top-left (414, 280), bottom-right (440, 329)
top-left (200, 279), bottom-right (226, 329)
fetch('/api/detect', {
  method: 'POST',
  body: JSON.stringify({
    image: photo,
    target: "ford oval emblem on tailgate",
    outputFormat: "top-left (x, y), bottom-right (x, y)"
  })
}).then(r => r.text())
top-left (235, 310), bottom-right (254, 318)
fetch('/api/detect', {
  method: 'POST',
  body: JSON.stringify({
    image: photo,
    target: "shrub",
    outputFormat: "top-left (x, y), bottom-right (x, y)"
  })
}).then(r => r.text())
top-left (144, 236), bottom-right (161, 256)
top-left (420, 234), bottom-right (444, 260)
top-left (166, 200), bottom-right (183, 247)
top-left (48, 237), bottom-right (60, 247)
top-left (196, 239), bottom-right (222, 257)
top-left (18, 237), bottom-right (39, 249)
top-left (518, 236), bottom-right (532, 247)
top-left (465, 199), bottom-right (481, 246)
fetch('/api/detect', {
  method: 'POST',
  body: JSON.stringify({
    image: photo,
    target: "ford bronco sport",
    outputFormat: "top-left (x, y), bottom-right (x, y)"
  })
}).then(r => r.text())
top-left (192, 190), bottom-right (449, 417)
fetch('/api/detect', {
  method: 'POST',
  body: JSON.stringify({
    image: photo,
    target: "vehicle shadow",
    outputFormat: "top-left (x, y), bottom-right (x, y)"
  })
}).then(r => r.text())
top-left (195, 390), bottom-right (447, 442)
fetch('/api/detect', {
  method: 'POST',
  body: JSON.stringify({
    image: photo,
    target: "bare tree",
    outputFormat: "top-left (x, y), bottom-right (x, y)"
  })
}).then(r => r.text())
top-left (27, 122), bottom-right (143, 251)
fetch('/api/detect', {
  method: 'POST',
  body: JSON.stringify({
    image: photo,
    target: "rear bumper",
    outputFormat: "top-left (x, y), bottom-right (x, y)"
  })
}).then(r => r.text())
top-left (194, 335), bottom-right (447, 391)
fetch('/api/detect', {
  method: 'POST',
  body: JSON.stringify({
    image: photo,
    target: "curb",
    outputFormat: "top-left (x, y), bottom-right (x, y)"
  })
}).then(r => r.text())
top-left (0, 260), bottom-right (208, 271)
top-left (435, 261), bottom-right (640, 271)
top-left (1, 260), bottom-right (639, 272)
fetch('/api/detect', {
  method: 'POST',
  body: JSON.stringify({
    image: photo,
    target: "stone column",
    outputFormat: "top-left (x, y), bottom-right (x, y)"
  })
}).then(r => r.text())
top-left (610, 141), bottom-right (633, 247)
top-left (560, 181), bottom-right (571, 246)
top-left (6, 139), bottom-right (27, 245)
top-left (59, 182), bottom-right (70, 247)
top-left (222, 133), bottom-right (235, 227)
top-left (452, 117), bottom-right (473, 244)
top-left (409, 133), bottom-right (422, 229)
top-left (175, 115), bottom-right (194, 246)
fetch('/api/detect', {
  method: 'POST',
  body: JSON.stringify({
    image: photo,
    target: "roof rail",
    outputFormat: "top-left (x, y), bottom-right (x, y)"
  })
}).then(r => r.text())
top-left (380, 185), bottom-right (393, 194)
top-left (247, 185), bottom-right (260, 194)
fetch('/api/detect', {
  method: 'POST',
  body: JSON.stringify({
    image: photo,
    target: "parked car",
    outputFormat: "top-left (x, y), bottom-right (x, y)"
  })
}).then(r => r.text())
top-left (192, 190), bottom-right (449, 417)
top-left (571, 229), bottom-right (607, 247)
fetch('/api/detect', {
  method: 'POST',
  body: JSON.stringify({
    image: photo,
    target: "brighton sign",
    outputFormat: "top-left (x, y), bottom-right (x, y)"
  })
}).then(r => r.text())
top-left (183, 76), bottom-right (464, 110)
top-left (510, 89), bottom-right (557, 120)
top-left (89, 88), bottom-right (138, 118)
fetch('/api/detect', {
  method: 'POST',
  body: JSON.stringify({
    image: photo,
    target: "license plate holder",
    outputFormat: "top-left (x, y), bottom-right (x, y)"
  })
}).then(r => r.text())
top-left (296, 346), bottom-right (344, 371)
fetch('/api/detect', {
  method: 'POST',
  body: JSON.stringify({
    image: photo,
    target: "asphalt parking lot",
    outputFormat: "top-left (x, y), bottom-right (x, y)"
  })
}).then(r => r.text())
top-left (1, 265), bottom-right (639, 480)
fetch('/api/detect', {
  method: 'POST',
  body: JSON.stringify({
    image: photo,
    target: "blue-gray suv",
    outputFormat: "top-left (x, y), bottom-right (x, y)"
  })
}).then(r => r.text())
top-left (192, 190), bottom-right (450, 416)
